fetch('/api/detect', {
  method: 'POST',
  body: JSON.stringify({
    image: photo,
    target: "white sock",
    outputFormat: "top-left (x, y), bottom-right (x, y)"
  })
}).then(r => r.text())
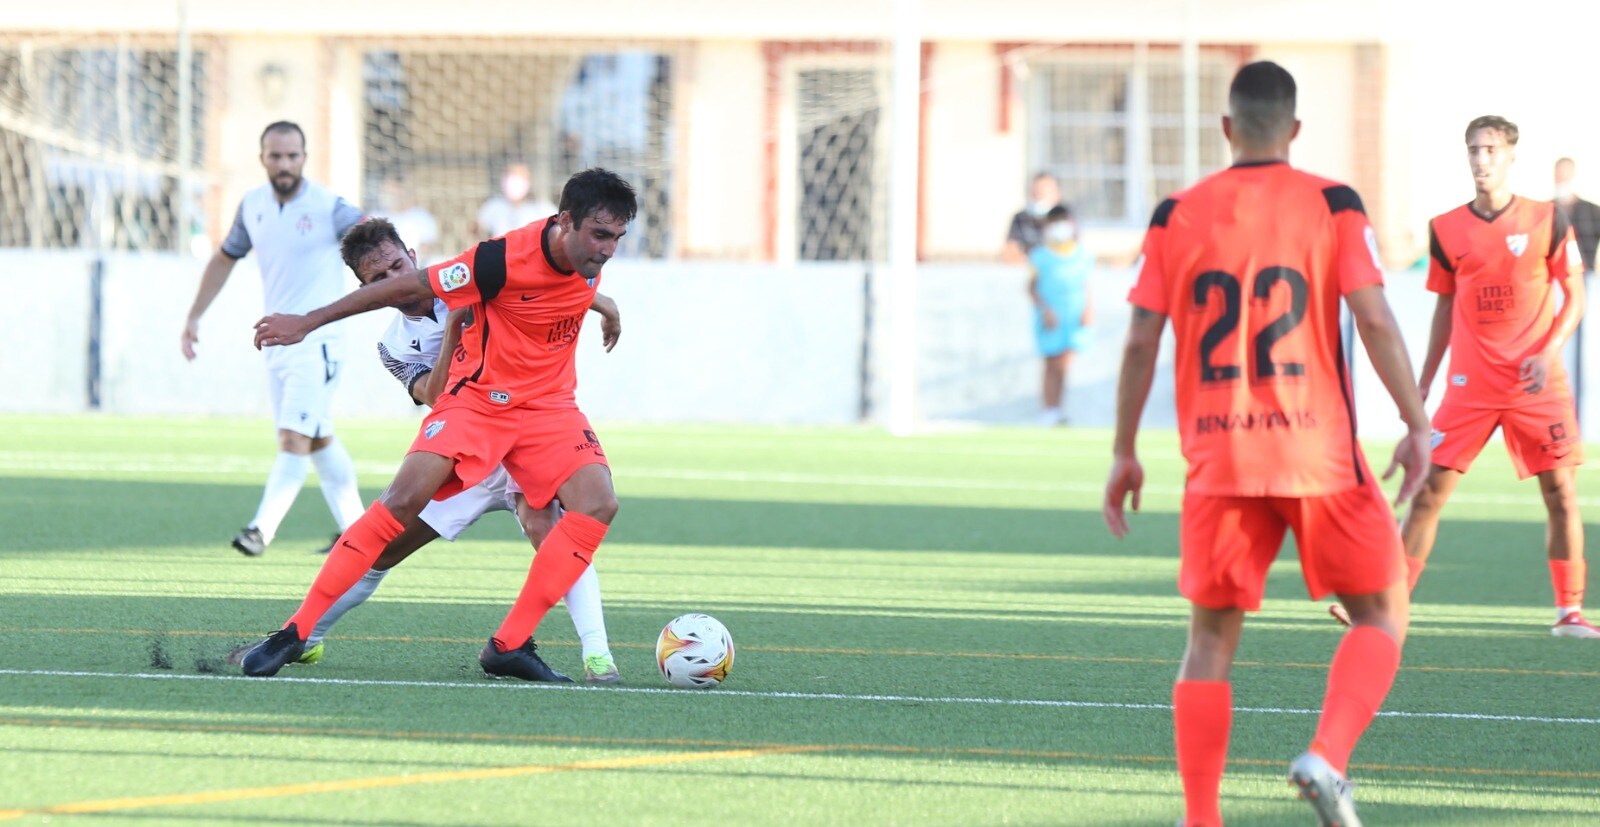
top-left (310, 438), bottom-right (363, 531)
top-left (250, 452), bottom-right (311, 544)
top-left (308, 568), bottom-right (390, 646)
top-left (563, 565), bottom-right (610, 659)
top-left (1559, 605), bottom-right (1581, 621)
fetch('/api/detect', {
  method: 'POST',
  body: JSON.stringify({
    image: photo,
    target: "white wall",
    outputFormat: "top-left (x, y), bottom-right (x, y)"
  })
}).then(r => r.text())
top-left (7, 252), bottom-right (94, 412)
top-left (1259, 43), bottom-right (1356, 185)
top-left (17, 250), bottom-right (1600, 440)
top-left (922, 42), bottom-right (1023, 260)
top-left (109, 253), bottom-right (408, 420)
top-left (577, 261), bottom-right (869, 424)
top-left (679, 41), bottom-right (767, 260)
top-left (7, 0), bottom-right (1393, 41)
top-left (10, 254), bottom-right (871, 425)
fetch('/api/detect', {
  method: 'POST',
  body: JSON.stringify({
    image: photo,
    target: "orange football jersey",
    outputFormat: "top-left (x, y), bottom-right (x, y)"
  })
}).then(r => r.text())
top-left (426, 216), bottom-right (599, 412)
top-left (1129, 162), bottom-right (1384, 497)
top-left (1427, 197), bottom-right (1578, 409)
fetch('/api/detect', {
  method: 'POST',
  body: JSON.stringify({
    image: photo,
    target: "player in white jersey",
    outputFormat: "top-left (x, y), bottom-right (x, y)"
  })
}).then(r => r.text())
top-left (182, 121), bottom-right (366, 558)
top-left (235, 217), bottom-right (623, 683)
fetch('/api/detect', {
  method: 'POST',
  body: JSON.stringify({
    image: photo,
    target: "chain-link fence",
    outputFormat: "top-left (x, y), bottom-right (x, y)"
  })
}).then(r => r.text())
top-left (0, 33), bottom-right (904, 264)
top-left (355, 40), bottom-right (682, 262)
top-left (0, 34), bottom-right (208, 252)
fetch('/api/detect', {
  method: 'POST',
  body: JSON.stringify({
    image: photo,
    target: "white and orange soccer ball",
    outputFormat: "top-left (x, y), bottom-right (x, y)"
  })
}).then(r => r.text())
top-left (655, 613), bottom-right (735, 689)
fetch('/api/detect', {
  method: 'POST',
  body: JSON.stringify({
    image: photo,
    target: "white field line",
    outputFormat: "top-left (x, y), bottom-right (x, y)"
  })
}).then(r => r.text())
top-left (0, 453), bottom-right (1571, 507)
top-left (3, 669), bottom-right (1597, 726)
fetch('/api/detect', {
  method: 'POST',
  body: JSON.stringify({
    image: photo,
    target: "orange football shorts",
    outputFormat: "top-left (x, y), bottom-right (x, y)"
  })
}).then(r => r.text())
top-left (1431, 394), bottom-right (1582, 479)
top-left (409, 394), bottom-right (608, 507)
top-left (1179, 480), bottom-right (1404, 611)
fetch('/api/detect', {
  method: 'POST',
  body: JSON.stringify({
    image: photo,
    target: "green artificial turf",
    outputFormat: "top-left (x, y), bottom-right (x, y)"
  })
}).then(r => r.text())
top-left (1, 416), bottom-right (1597, 825)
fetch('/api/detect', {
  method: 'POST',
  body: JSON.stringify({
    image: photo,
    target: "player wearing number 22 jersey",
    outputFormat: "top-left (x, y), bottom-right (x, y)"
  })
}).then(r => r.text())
top-left (1105, 62), bottom-right (1430, 827)
top-left (1129, 163), bottom-right (1401, 604)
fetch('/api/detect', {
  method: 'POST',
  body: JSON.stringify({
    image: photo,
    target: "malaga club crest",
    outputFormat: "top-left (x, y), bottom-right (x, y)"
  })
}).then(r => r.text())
top-left (1506, 233), bottom-right (1529, 256)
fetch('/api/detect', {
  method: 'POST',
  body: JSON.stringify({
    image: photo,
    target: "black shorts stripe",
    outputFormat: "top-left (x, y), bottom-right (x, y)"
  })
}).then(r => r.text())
top-left (322, 343), bottom-right (337, 384)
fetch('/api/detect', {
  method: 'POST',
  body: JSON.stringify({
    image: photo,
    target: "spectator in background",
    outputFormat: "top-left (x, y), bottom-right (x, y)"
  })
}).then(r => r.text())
top-left (1555, 157), bottom-right (1600, 272)
top-left (376, 176), bottom-right (438, 264)
top-left (474, 161), bottom-right (557, 239)
top-left (1028, 205), bottom-right (1093, 426)
top-left (1003, 172), bottom-right (1063, 264)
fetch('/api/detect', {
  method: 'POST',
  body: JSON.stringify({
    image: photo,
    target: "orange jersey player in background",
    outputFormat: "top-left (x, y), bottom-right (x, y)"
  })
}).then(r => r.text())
top-left (1103, 61), bottom-right (1431, 827)
top-left (1372, 115), bottom-right (1593, 638)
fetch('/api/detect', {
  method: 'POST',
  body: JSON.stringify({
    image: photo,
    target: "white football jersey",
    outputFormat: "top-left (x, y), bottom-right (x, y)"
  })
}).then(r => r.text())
top-left (376, 299), bottom-right (450, 404)
top-left (222, 179), bottom-right (364, 327)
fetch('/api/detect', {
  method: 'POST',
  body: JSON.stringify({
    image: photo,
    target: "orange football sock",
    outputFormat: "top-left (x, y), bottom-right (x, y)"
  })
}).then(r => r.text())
top-left (1174, 680), bottom-right (1231, 826)
top-left (1405, 556), bottom-right (1426, 593)
top-left (1310, 626), bottom-right (1400, 774)
top-left (1550, 559), bottom-right (1585, 610)
top-left (492, 512), bottom-right (608, 652)
top-left (285, 502), bottom-right (403, 639)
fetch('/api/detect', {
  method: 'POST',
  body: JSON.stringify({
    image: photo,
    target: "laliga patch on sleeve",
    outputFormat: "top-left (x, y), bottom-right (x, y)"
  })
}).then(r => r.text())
top-left (1364, 226), bottom-right (1383, 270)
top-left (438, 263), bottom-right (471, 293)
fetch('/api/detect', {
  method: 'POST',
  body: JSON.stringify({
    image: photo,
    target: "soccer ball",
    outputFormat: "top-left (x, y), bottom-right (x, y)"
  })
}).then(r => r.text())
top-left (655, 613), bottom-right (735, 689)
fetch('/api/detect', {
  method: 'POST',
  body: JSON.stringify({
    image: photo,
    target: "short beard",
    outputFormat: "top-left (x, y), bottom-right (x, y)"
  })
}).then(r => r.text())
top-left (271, 173), bottom-right (301, 197)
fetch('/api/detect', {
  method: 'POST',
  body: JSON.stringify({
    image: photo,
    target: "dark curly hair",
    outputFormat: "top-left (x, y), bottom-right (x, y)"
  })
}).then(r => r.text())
top-left (559, 168), bottom-right (638, 229)
top-left (339, 217), bottom-right (406, 280)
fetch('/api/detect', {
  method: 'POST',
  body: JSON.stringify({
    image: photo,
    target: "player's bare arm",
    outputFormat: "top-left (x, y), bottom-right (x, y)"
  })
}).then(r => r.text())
top-left (1346, 284), bottom-right (1431, 505)
top-left (1104, 306), bottom-right (1167, 538)
top-left (255, 267), bottom-right (436, 350)
top-left (180, 251), bottom-right (240, 361)
top-left (410, 306), bottom-right (473, 406)
top-left (1523, 275), bottom-right (1585, 394)
top-left (1417, 294), bottom-right (1454, 400)
top-left (589, 293), bottom-right (621, 352)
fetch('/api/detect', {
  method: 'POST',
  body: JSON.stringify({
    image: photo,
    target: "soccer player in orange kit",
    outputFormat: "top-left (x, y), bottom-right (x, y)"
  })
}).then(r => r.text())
top-left (242, 168), bottom-right (635, 681)
top-left (1364, 116), bottom-right (1592, 638)
top-left (1103, 62), bottom-right (1430, 826)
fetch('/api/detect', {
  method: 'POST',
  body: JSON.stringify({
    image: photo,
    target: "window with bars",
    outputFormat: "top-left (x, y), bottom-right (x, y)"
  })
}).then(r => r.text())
top-left (1027, 49), bottom-right (1235, 226)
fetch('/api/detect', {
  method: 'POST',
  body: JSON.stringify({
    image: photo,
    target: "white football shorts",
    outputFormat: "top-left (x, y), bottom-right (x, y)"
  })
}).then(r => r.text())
top-left (266, 337), bottom-right (343, 438)
top-left (418, 465), bottom-right (518, 541)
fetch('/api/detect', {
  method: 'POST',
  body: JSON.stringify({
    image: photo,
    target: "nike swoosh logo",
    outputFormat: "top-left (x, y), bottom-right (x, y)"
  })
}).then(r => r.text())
top-left (520, 293), bottom-right (539, 301)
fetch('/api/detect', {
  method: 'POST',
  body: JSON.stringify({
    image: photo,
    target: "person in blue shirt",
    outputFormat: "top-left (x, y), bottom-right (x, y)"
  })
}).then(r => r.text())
top-left (1028, 205), bottom-right (1093, 426)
